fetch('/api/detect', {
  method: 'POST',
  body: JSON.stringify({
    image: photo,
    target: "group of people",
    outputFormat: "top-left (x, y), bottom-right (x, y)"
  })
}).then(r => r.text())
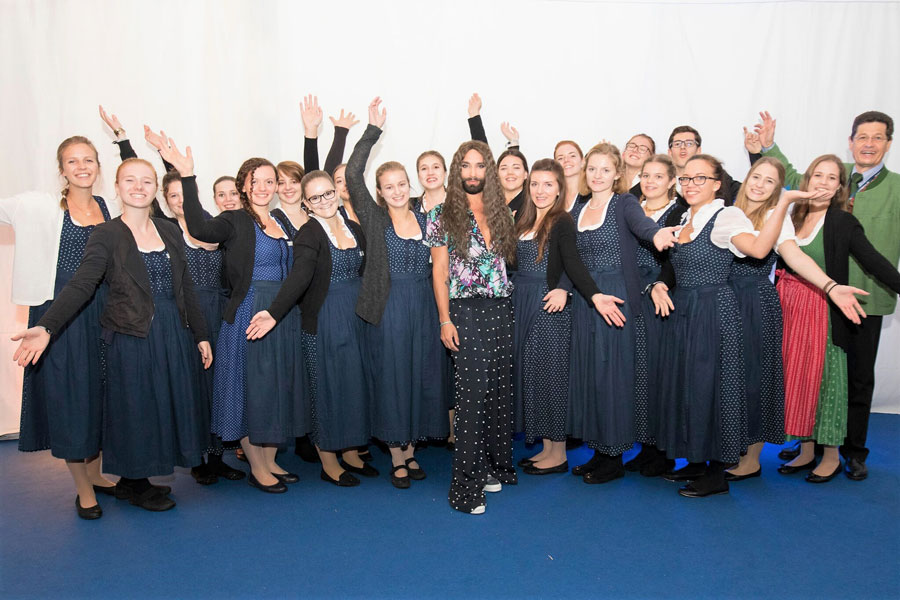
top-left (4, 95), bottom-right (898, 518)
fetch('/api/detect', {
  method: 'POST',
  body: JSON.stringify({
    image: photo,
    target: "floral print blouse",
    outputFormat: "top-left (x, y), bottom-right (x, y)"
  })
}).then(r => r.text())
top-left (424, 204), bottom-right (513, 299)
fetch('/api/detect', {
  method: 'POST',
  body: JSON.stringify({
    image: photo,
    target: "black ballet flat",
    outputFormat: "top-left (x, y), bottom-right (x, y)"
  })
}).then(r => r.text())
top-left (114, 482), bottom-right (172, 500)
top-left (777, 442), bottom-right (801, 461)
top-left (76, 495), bottom-right (102, 520)
top-left (806, 462), bottom-right (842, 483)
top-left (320, 469), bottom-right (360, 487)
top-left (517, 457), bottom-right (535, 468)
top-left (116, 485), bottom-right (177, 511)
top-left (725, 468), bottom-right (762, 482)
top-left (661, 463), bottom-right (707, 482)
top-left (582, 464), bottom-right (624, 484)
top-left (623, 446), bottom-right (656, 472)
top-left (777, 459), bottom-right (817, 475)
top-left (209, 461), bottom-right (246, 481)
top-left (678, 482), bottom-right (729, 498)
top-left (92, 484), bottom-right (117, 497)
top-left (273, 472), bottom-right (300, 484)
top-left (248, 473), bottom-right (288, 494)
top-left (391, 465), bottom-right (411, 489)
top-left (405, 458), bottom-right (426, 480)
top-left (340, 460), bottom-right (379, 478)
top-left (191, 464), bottom-right (219, 486)
top-left (572, 451), bottom-right (602, 476)
top-left (524, 461), bottom-right (569, 475)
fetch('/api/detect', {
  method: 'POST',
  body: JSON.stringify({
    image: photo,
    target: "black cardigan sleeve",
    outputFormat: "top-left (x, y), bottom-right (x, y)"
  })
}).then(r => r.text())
top-left (848, 216), bottom-right (900, 294)
top-left (468, 115), bottom-right (488, 144)
top-left (181, 176), bottom-right (236, 244)
top-left (304, 127), bottom-right (350, 175)
top-left (304, 137), bottom-right (319, 172)
top-left (549, 216), bottom-right (600, 299)
top-left (268, 228), bottom-right (322, 322)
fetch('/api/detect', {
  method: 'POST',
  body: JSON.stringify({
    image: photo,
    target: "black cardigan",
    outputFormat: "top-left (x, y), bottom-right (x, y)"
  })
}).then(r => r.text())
top-left (38, 217), bottom-right (208, 343)
top-left (268, 217), bottom-right (367, 334)
top-left (304, 126), bottom-right (349, 176)
top-left (509, 214), bottom-right (600, 300)
top-left (816, 208), bottom-right (900, 350)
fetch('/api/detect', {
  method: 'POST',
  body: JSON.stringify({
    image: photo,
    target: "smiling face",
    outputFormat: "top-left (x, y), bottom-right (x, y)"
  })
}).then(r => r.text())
top-left (165, 179), bottom-right (185, 217)
top-left (116, 160), bottom-right (158, 209)
top-left (584, 153), bottom-right (619, 196)
top-left (60, 143), bottom-right (99, 190)
top-left (681, 158), bottom-right (720, 207)
top-left (807, 159), bottom-right (842, 207)
top-left (528, 170), bottom-right (559, 211)
top-left (302, 175), bottom-right (339, 219)
top-left (639, 160), bottom-right (675, 202)
top-left (242, 165), bottom-right (277, 208)
top-left (743, 162), bottom-right (780, 203)
top-left (214, 179), bottom-right (240, 211)
top-left (624, 135), bottom-right (653, 169)
top-left (278, 169), bottom-right (302, 206)
top-left (554, 143), bottom-right (583, 178)
top-left (850, 121), bottom-right (892, 170)
top-left (333, 165), bottom-right (350, 202)
top-left (377, 169), bottom-right (411, 209)
top-left (498, 154), bottom-right (527, 194)
top-left (460, 149), bottom-right (487, 194)
top-left (417, 154), bottom-right (446, 192)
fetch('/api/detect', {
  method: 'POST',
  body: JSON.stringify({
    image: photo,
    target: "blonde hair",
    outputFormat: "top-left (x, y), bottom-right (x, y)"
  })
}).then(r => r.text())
top-left (734, 157), bottom-right (785, 230)
top-left (374, 161), bottom-right (411, 208)
top-left (579, 142), bottom-right (627, 196)
top-left (57, 136), bottom-right (100, 209)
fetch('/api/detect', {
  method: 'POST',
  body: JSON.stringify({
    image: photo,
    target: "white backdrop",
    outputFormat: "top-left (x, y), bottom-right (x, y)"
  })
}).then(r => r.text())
top-left (1, 0), bottom-right (898, 434)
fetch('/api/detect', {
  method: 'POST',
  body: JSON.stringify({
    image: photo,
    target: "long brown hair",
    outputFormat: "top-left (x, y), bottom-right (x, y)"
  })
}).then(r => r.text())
top-left (579, 142), bottom-right (628, 196)
top-left (442, 140), bottom-right (516, 261)
top-left (515, 159), bottom-right (568, 263)
top-left (236, 157), bottom-right (276, 230)
top-left (791, 154), bottom-right (849, 231)
top-left (734, 157), bottom-right (785, 230)
top-left (57, 136), bottom-right (100, 209)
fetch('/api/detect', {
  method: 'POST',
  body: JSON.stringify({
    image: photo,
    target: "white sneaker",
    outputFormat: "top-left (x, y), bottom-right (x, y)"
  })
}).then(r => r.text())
top-left (484, 475), bottom-right (502, 493)
top-left (470, 504), bottom-right (486, 515)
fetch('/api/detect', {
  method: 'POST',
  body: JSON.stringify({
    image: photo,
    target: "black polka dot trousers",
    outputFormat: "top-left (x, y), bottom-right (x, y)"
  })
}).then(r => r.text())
top-left (448, 298), bottom-right (517, 513)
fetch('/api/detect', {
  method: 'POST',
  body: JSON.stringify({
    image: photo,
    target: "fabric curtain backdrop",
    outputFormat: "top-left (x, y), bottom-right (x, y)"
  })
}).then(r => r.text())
top-left (1, 0), bottom-right (898, 433)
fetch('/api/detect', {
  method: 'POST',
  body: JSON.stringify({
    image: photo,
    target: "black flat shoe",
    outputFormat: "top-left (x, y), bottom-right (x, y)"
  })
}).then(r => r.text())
top-left (524, 461), bottom-right (569, 475)
top-left (572, 451), bottom-right (601, 476)
top-left (294, 435), bottom-right (320, 463)
top-left (517, 457), bottom-right (535, 468)
top-left (92, 484), bottom-right (117, 497)
top-left (248, 473), bottom-right (288, 493)
top-left (209, 461), bottom-right (246, 481)
top-left (273, 472), bottom-right (299, 484)
top-left (117, 485), bottom-right (176, 511)
top-left (640, 455), bottom-right (675, 478)
top-left (390, 465), bottom-right (411, 489)
top-left (405, 458), bottom-right (426, 480)
top-left (725, 468), bottom-right (762, 482)
top-left (777, 459), bottom-right (817, 475)
top-left (777, 441), bottom-right (801, 461)
top-left (76, 495), bottom-right (102, 520)
top-left (624, 446), bottom-right (655, 472)
top-left (662, 463), bottom-right (707, 482)
top-left (191, 465), bottom-right (219, 486)
top-left (114, 481), bottom-right (172, 501)
top-left (678, 482), bottom-right (729, 498)
top-left (340, 460), bottom-right (379, 478)
top-left (320, 469), bottom-right (360, 487)
top-left (806, 462), bottom-right (842, 483)
top-left (844, 457), bottom-right (868, 481)
top-left (358, 448), bottom-right (374, 462)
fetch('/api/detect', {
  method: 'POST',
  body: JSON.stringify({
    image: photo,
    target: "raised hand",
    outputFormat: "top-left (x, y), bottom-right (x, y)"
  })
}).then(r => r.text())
top-left (300, 94), bottom-right (324, 137)
top-left (368, 97), bottom-right (387, 129)
top-left (542, 288), bottom-right (568, 313)
top-left (754, 110), bottom-right (776, 149)
top-left (780, 187), bottom-right (832, 206)
top-left (653, 226), bottom-right (680, 251)
top-left (143, 125), bottom-right (167, 152)
top-left (198, 341), bottom-right (213, 369)
top-left (330, 108), bottom-right (360, 130)
top-left (246, 310), bottom-right (277, 340)
top-left (11, 327), bottom-right (51, 367)
top-left (743, 126), bottom-right (762, 154)
top-left (99, 105), bottom-right (125, 139)
top-left (157, 136), bottom-right (194, 177)
top-left (827, 285), bottom-right (869, 325)
top-left (500, 121), bottom-right (519, 144)
top-left (591, 293), bottom-right (626, 327)
top-left (467, 93), bottom-right (482, 118)
top-left (650, 283), bottom-right (674, 317)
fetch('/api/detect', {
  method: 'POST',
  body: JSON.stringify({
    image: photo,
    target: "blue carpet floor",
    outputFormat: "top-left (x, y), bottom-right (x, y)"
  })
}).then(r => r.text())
top-left (1, 414), bottom-right (898, 599)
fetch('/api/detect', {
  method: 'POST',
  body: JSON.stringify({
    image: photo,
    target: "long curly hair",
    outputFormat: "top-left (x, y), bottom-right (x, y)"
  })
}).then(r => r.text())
top-left (442, 140), bottom-right (516, 262)
top-left (236, 157), bottom-right (277, 230)
top-left (515, 159), bottom-right (568, 263)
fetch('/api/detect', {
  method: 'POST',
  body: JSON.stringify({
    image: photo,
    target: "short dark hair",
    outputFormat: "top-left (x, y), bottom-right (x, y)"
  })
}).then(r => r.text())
top-left (668, 125), bottom-right (701, 148)
top-left (851, 111), bottom-right (893, 141)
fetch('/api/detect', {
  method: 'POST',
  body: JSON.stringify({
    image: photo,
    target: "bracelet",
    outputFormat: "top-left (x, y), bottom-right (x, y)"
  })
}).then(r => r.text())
top-left (823, 280), bottom-right (838, 295)
top-left (38, 325), bottom-right (52, 336)
top-left (440, 321), bottom-right (453, 327)
top-left (112, 128), bottom-right (124, 138)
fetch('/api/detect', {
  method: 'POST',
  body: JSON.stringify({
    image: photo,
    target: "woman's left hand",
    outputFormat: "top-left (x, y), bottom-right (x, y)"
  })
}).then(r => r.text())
top-left (246, 311), bottom-right (276, 340)
top-left (99, 105), bottom-right (125, 139)
top-left (828, 285), bottom-right (869, 325)
top-left (198, 341), bottom-right (213, 369)
top-left (542, 288), bottom-right (568, 312)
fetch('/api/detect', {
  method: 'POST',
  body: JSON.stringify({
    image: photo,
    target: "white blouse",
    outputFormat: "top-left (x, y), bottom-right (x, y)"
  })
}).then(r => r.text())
top-left (678, 199), bottom-right (755, 257)
top-left (312, 212), bottom-right (356, 247)
top-left (640, 198), bottom-right (676, 221)
top-left (577, 198), bottom-right (614, 232)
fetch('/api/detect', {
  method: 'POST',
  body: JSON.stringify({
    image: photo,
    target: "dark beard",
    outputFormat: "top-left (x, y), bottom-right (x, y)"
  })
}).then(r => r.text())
top-left (462, 178), bottom-right (485, 194)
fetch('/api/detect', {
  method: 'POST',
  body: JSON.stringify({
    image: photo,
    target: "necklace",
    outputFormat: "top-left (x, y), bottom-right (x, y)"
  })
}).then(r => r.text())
top-left (643, 199), bottom-right (669, 213)
top-left (588, 193), bottom-right (612, 210)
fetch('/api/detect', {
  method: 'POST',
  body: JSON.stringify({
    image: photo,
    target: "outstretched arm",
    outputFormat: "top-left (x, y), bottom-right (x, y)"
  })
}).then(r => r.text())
top-left (346, 98), bottom-right (387, 229)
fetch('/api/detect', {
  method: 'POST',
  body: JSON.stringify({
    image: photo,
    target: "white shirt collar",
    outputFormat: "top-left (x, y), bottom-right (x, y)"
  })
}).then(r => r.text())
top-left (680, 198), bottom-right (725, 238)
top-left (311, 212), bottom-right (354, 246)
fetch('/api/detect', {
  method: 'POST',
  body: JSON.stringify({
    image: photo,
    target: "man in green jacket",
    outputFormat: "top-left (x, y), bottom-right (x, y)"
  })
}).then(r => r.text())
top-left (758, 110), bottom-right (898, 481)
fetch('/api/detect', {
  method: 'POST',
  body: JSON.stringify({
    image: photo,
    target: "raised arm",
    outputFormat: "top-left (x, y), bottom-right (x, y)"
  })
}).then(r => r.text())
top-left (467, 93), bottom-right (488, 144)
top-left (301, 94), bottom-right (324, 171)
top-left (346, 99), bottom-right (387, 229)
top-left (755, 111), bottom-right (803, 188)
top-left (731, 188), bottom-right (827, 259)
top-left (324, 109), bottom-right (358, 175)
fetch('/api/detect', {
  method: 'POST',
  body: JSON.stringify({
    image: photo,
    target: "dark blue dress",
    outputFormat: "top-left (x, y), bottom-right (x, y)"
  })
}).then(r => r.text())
top-left (101, 249), bottom-right (207, 477)
top-left (633, 203), bottom-right (681, 446)
top-left (567, 198), bottom-right (636, 456)
top-left (212, 220), bottom-right (307, 444)
top-left (366, 213), bottom-right (448, 445)
top-left (656, 210), bottom-right (746, 463)
top-left (730, 251), bottom-right (785, 447)
top-left (19, 198), bottom-right (111, 459)
top-left (513, 237), bottom-right (571, 443)
top-left (302, 231), bottom-right (370, 451)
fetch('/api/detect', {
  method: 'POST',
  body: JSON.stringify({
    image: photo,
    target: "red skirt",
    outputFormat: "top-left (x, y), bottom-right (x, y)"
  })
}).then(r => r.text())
top-left (777, 270), bottom-right (827, 437)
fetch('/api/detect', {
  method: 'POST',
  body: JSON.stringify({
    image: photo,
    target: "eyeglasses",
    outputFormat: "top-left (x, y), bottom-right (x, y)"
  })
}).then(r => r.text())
top-left (625, 143), bottom-right (651, 154)
top-left (669, 140), bottom-right (698, 149)
top-left (306, 189), bottom-right (336, 205)
top-left (853, 134), bottom-right (888, 144)
top-left (677, 175), bottom-right (718, 186)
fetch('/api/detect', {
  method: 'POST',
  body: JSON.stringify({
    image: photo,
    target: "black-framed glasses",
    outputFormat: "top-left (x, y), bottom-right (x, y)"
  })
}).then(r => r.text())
top-left (677, 175), bottom-right (718, 186)
top-left (670, 140), bottom-right (698, 149)
top-left (625, 142), bottom-right (651, 154)
top-left (306, 189), bottom-right (336, 205)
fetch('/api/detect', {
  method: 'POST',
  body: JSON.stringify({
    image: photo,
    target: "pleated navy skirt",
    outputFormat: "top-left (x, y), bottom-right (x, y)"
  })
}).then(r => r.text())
top-left (19, 271), bottom-right (105, 459)
top-left (101, 292), bottom-right (207, 478)
top-left (634, 265), bottom-right (666, 446)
